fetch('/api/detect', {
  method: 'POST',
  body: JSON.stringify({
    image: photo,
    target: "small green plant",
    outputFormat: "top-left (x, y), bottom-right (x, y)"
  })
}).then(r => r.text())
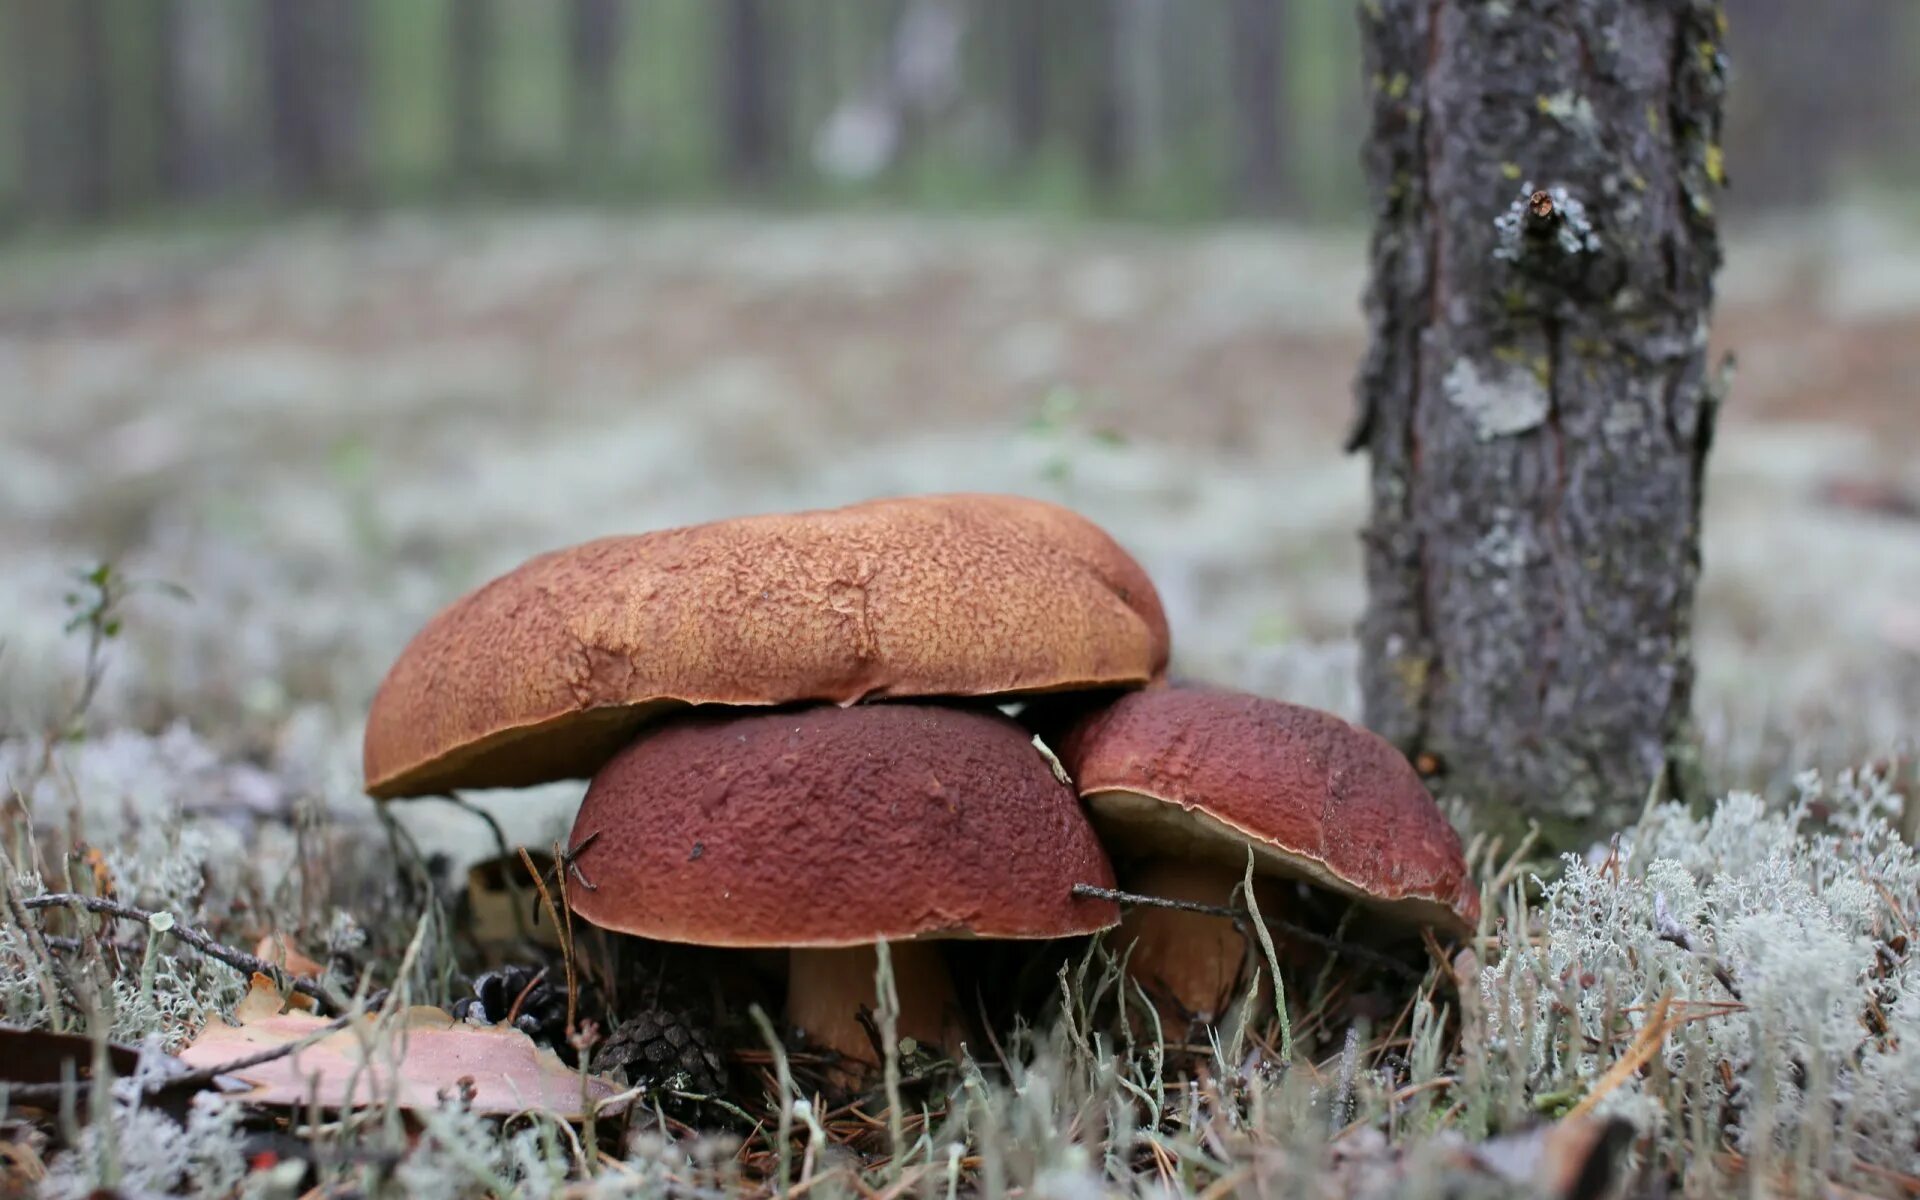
top-left (1024, 386), bottom-right (1129, 483)
top-left (57, 561), bottom-right (189, 741)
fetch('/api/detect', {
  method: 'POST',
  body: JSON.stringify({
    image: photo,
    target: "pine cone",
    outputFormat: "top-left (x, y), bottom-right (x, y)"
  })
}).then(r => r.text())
top-left (596, 1006), bottom-right (728, 1096)
top-left (451, 964), bottom-right (573, 1057)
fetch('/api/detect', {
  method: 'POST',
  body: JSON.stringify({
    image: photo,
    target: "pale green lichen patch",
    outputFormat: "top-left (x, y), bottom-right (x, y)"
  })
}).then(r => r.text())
top-left (1444, 355), bottom-right (1550, 440)
top-left (1602, 399), bottom-right (1649, 439)
top-left (1536, 90), bottom-right (1598, 133)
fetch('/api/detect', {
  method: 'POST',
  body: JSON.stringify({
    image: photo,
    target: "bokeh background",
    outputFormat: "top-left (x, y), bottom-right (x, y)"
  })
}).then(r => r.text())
top-left (2, 1), bottom-right (1916, 854)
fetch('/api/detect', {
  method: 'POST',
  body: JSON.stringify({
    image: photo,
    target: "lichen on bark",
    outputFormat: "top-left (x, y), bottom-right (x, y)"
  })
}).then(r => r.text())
top-left (1350, 0), bottom-right (1728, 843)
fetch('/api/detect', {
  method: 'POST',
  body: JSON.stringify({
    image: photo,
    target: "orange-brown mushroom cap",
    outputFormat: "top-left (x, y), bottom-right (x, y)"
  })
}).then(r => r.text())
top-left (565, 704), bottom-right (1122, 946)
top-left (1058, 687), bottom-right (1479, 936)
top-left (363, 493), bottom-right (1168, 798)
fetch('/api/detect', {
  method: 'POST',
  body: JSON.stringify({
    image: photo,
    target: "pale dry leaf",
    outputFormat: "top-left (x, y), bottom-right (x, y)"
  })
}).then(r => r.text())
top-left (177, 977), bottom-right (617, 1118)
top-left (253, 934), bottom-right (326, 980)
top-left (465, 851), bottom-right (564, 953)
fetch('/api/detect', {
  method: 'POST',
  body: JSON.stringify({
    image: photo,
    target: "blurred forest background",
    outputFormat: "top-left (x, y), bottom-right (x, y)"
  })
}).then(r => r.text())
top-left (2, 0), bottom-right (1918, 855)
top-left (3, 0), bottom-right (1918, 228)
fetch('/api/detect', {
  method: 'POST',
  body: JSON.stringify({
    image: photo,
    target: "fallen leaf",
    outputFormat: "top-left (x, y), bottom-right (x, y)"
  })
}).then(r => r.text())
top-left (81, 847), bottom-right (115, 897)
top-left (1, 1136), bottom-right (48, 1191)
top-left (177, 978), bottom-right (617, 1119)
top-left (0, 1024), bottom-right (209, 1117)
top-left (0, 1023), bottom-right (146, 1090)
top-left (254, 934), bottom-right (326, 981)
top-left (1819, 476), bottom-right (1920, 521)
top-left (464, 851), bottom-right (564, 954)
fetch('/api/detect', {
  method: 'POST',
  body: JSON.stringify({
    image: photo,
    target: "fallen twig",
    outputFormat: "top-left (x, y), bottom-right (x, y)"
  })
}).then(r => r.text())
top-left (19, 893), bottom-right (353, 1014)
top-left (1566, 991), bottom-right (1677, 1120)
top-left (1, 859), bottom-right (70, 1025)
top-left (1652, 891), bottom-right (1743, 1001)
top-left (1070, 883), bottom-right (1426, 983)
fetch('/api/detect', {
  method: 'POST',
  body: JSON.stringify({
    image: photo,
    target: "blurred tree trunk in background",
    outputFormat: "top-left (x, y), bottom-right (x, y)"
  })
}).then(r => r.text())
top-left (155, 0), bottom-right (241, 199)
top-left (154, 0), bottom-right (189, 195)
top-left (1114, 0), bottom-right (1168, 186)
top-left (720, 0), bottom-right (784, 186)
top-left (13, 0), bottom-right (113, 217)
top-left (448, 0), bottom-right (495, 182)
top-left (11, 0), bottom-right (110, 217)
top-left (1230, 0), bottom-right (1285, 212)
top-left (69, 0), bottom-right (112, 216)
top-left (1723, 0), bottom-right (1895, 209)
top-left (568, 0), bottom-right (623, 170)
top-left (1351, 0), bottom-right (1729, 844)
top-left (1004, 0), bottom-right (1048, 164)
top-left (0, 0), bottom-right (1906, 226)
top-left (1078, 0), bottom-right (1122, 188)
top-left (265, 0), bottom-right (363, 200)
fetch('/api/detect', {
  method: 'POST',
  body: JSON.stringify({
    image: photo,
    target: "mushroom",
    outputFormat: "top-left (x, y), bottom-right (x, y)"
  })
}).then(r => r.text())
top-left (1057, 686), bottom-right (1478, 1036)
top-left (564, 702), bottom-right (1120, 1073)
top-left (363, 493), bottom-right (1167, 799)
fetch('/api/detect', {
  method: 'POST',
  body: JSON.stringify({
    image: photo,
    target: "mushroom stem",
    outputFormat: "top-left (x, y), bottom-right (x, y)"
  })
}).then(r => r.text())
top-left (786, 942), bottom-right (968, 1073)
top-left (1115, 857), bottom-right (1283, 1041)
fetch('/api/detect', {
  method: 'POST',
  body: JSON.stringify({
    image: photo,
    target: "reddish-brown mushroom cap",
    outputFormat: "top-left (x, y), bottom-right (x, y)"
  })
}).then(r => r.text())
top-left (363, 493), bottom-right (1168, 799)
top-left (564, 703), bottom-right (1121, 946)
top-left (1058, 686), bottom-right (1480, 935)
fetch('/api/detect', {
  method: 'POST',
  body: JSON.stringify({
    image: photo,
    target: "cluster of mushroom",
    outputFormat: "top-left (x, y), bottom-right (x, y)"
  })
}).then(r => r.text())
top-left (362, 494), bottom-right (1478, 1075)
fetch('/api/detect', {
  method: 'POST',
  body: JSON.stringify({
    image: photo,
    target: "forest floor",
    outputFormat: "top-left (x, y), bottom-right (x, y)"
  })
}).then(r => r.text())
top-left (2, 207), bottom-right (1914, 846)
top-left (0, 209), bottom-right (1917, 1196)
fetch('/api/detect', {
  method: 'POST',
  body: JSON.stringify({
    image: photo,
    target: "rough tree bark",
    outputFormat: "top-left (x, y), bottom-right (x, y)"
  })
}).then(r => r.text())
top-left (1351, 0), bottom-right (1730, 843)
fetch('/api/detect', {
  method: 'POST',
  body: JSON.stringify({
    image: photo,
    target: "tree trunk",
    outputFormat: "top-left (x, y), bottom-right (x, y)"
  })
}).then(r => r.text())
top-left (1078, 0), bottom-right (1123, 188)
top-left (154, 0), bottom-right (186, 196)
top-left (1114, 0), bottom-right (1169, 185)
top-left (567, 0), bottom-right (624, 168)
top-left (447, 0), bottom-right (496, 183)
top-left (1351, 0), bottom-right (1729, 843)
top-left (68, 0), bottom-right (113, 217)
top-left (264, 0), bottom-right (363, 200)
top-left (1230, 0), bottom-right (1285, 212)
top-left (13, 0), bottom-right (64, 217)
top-left (1721, 0), bottom-right (1891, 211)
top-left (11, 0), bottom-right (114, 219)
top-left (155, 0), bottom-right (239, 200)
top-left (1005, 0), bottom-right (1048, 163)
top-left (719, 0), bottom-right (782, 187)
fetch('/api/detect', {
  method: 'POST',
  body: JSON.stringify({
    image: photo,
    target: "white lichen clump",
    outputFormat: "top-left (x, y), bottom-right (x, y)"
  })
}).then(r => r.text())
top-left (5, 753), bottom-right (1915, 1196)
top-left (1478, 768), bottom-right (1918, 1185)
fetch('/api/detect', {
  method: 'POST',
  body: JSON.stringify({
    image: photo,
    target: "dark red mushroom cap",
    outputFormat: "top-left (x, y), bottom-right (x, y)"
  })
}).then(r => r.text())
top-left (364, 493), bottom-right (1168, 799)
top-left (565, 704), bottom-right (1121, 947)
top-left (1058, 686), bottom-right (1480, 935)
